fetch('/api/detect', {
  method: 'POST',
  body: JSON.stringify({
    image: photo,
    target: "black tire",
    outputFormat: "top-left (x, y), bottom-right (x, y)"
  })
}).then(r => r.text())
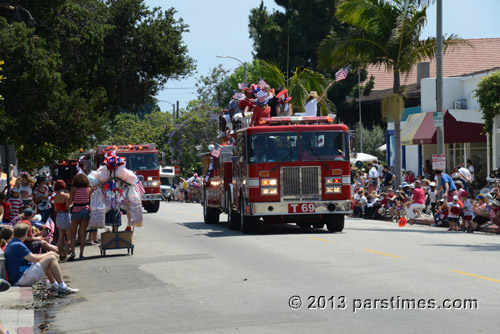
top-left (203, 195), bottom-right (220, 224)
top-left (312, 222), bottom-right (324, 229)
top-left (299, 223), bottom-right (311, 229)
top-left (324, 215), bottom-right (345, 232)
top-left (145, 201), bottom-right (160, 213)
top-left (240, 198), bottom-right (258, 234)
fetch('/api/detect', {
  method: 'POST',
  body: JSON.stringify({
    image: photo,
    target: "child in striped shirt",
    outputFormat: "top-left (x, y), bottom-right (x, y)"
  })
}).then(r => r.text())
top-left (8, 188), bottom-right (23, 219)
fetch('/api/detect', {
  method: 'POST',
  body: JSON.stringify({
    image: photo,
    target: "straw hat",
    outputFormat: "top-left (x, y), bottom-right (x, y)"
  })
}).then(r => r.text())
top-left (308, 91), bottom-right (318, 98)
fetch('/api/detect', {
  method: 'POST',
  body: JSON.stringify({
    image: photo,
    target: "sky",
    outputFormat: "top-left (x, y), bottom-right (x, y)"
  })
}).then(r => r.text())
top-left (144, 0), bottom-right (500, 113)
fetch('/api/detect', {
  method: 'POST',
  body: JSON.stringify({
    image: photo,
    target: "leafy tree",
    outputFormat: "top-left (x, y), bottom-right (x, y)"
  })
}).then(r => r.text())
top-left (474, 70), bottom-right (500, 170)
top-left (195, 64), bottom-right (230, 107)
top-left (249, 0), bottom-right (341, 72)
top-left (166, 101), bottom-right (218, 176)
top-left (318, 0), bottom-right (462, 186)
top-left (352, 123), bottom-right (386, 160)
top-left (0, 0), bottom-right (194, 168)
top-left (259, 61), bottom-right (336, 114)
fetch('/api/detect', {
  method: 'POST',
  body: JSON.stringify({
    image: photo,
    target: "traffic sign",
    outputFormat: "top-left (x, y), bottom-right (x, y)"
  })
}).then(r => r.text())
top-left (174, 165), bottom-right (180, 175)
top-left (432, 154), bottom-right (446, 170)
top-left (433, 112), bottom-right (443, 127)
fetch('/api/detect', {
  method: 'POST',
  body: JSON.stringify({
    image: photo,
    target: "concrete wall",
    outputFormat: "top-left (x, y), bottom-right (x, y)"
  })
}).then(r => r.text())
top-left (421, 77), bottom-right (463, 112)
top-left (405, 145), bottom-right (419, 175)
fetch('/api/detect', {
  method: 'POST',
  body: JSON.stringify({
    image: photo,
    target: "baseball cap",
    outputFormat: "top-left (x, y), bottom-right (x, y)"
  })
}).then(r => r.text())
top-left (452, 195), bottom-right (459, 201)
top-left (11, 187), bottom-right (19, 193)
top-left (24, 208), bottom-right (34, 216)
top-left (429, 182), bottom-right (436, 187)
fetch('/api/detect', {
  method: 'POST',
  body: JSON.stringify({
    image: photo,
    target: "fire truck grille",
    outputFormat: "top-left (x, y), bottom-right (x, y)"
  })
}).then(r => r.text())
top-left (281, 166), bottom-right (321, 198)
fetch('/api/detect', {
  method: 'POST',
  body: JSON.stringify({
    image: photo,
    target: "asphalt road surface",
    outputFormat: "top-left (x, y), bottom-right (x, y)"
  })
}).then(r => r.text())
top-left (44, 201), bottom-right (500, 333)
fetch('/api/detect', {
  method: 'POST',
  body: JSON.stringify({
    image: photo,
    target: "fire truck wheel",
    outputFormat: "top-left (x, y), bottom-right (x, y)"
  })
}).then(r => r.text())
top-left (324, 215), bottom-right (345, 232)
top-left (203, 197), bottom-right (220, 224)
top-left (299, 223), bottom-right (311, 229)
top-left (145, 201), bottom-right (160, 213)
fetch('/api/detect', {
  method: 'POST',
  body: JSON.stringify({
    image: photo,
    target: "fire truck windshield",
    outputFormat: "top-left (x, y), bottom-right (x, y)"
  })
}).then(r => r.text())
top-left (53, 165), bottom-right (77, 181)
top-left (120, 153), bottom-right (159, 171)
top-left (300, 131), bottom-right (349, 161)
top-left (248, 132), bottom-right (299, 163)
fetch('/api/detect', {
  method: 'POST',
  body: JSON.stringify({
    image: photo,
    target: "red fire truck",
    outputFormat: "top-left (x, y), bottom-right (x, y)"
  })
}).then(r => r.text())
top-left (90, 144), bottom-right (162, 213)
top-left (202, 116), bottom-right (352, 233)
top-left (52, 159), bottom-right (78, 189)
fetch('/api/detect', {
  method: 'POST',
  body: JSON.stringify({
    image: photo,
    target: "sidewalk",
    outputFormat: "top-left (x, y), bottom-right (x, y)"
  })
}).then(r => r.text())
top-left (0, 286), bottom-right (34, 334)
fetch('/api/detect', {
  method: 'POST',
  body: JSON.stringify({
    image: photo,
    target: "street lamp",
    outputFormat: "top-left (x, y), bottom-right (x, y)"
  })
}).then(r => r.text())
top-left (216, 54), bottom-right (247, 88)
top-left (158, 99), bottom-right (177, 122)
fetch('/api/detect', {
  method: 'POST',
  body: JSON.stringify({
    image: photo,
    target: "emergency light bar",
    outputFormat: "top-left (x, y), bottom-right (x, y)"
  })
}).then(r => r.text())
top-left (97, 144), bottom-right (157, 152)
top-left (259, 115), bottom-right (336, 126)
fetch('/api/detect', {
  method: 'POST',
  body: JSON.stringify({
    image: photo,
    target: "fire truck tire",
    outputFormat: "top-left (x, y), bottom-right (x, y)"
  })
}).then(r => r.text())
top-left (325, 215), bottom-right (345, 232)
top-left (312, 222), bottom-right (325, 229)
top-left (299, 223), bottom-right (311, 229)
top-left (203, 197), bottom-right (220, 224)
top-left (145, 201), bottom-right (160, 213)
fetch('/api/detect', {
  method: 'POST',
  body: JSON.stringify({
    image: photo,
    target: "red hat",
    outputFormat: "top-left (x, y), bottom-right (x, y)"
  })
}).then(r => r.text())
top-left (243, 87), bottom-right (252, 94)
top-left (398, 217), bottom-right (407, 227)
top-left (460, 191), bottom-right (469, 198)
top-left (276, 88), bottom-right (292, 103)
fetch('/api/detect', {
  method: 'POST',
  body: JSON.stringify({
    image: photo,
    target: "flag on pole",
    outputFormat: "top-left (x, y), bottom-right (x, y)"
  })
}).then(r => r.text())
top-left (335, 66), bottom-right (350, 82)
top-left (238, 83), bottom-right (246, 90)
top-left (134, 181), bottom-right (145, 197)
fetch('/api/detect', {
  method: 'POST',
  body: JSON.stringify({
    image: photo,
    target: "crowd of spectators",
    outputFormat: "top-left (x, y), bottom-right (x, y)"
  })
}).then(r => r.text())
top-left (351, 159), bottom-right (500, 234)
top-left (1, 171), bottom-right (82, 293)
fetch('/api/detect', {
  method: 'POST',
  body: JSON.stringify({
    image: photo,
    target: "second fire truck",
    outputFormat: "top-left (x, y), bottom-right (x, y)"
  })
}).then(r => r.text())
top-left (202, 116), bottom-right (352, 233)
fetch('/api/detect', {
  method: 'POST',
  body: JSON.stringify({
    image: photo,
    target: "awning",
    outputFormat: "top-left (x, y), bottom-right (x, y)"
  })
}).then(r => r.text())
top-left (401, 111), bottom-right (486, 145)
top-left (401, 113), bottom-right (426, 145)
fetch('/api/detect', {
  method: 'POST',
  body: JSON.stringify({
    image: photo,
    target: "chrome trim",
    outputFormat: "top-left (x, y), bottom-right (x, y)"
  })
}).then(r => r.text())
top-left (141, 193), bottom-right (163, 201)
top-left (249, 200), bottom-right (352, 216)
top-left (280, 166), bottom-right (321, 200)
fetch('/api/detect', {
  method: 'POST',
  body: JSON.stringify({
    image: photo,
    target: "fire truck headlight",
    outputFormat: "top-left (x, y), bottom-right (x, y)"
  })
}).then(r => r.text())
top-left (261, 187), bottom-right (278, 195)
top-left (261, 178), bottom-right (278, 187)
top-left (325, 186), bottom-right (342, 194)
top-left (325, 177), bottom-right (335, 185)
top-left (148, 176), bottom-right (153, 181)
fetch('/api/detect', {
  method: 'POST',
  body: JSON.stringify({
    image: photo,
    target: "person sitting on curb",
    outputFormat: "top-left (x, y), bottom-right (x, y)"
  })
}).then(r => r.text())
top-left (13, 208), bottom-right (58, 254)
top-left (4, 223), bottom-right (78, 293)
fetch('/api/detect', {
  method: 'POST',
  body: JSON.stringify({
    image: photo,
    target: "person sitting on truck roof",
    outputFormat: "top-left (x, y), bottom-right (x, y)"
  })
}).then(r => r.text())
top-left (239, 87), bottom-right (255, 117)
top-left (251, 91), bottom-right (271, 127)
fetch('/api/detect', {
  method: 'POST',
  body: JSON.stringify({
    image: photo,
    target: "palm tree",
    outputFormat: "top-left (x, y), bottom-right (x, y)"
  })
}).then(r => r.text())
top-left (260, 60), bottom-right (336, 115)
top-left (318, 0), bottom-right (462, 186)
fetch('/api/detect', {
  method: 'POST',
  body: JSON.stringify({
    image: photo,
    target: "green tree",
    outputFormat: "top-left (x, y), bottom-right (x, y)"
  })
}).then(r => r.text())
top-left (0, 0), bottom-right (194, 168)
top-left (249, 0), bottom-right (341, 72)
top-left (474, 70), bottom-right (500, 170)
top-left (353, 123), bottom-right (386, 160)
top-left (259, 61), bottom-right (336, 114)
top-left (166, 101), bottom-right (218, 176)
top-left (318, 0), bottom-right (462, 185)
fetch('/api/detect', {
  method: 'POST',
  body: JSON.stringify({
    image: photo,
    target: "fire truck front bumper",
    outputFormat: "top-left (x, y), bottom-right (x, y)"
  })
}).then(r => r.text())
top-left (141, 193), bottom-right (163, 201)
top-left (249, 200), bottom-right (352, 216)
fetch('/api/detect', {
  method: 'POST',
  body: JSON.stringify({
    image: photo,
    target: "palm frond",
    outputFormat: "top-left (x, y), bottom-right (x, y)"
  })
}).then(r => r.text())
top-left (260, 60), bottom-right (286, 89)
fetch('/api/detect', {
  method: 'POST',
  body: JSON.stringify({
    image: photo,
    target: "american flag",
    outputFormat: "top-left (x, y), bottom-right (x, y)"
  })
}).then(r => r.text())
top-left (335, 66), bottom-right (350, 82)
top-left (488, 205), bottom-right (496, 220)
top-left (211, 144), bottom-right (222, 158)
top-left (133, 181), bottom-right (145, 197)
top-left (238, 83), bottom-right (246, 90)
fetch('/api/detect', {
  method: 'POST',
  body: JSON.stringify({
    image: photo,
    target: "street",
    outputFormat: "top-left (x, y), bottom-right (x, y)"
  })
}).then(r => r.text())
top-left (44, 201), bottom-right (500, 333)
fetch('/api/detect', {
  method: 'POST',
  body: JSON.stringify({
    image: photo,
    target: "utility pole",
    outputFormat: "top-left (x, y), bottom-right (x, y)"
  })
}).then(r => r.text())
top-left (217, 86), bottom-right (221, 108)
top-left (358, 70), bottom-right (363, 153)
top-left (176, 100), bottom-right (179, 121)
top-left (436, 0), bottom-right (445, 156)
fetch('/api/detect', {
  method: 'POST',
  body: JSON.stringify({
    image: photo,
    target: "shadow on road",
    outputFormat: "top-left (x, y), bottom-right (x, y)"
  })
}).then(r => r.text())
top-left (178, 221), bottom-right (342, 237)
top-left (426, 243), bottom-right (500, 251)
